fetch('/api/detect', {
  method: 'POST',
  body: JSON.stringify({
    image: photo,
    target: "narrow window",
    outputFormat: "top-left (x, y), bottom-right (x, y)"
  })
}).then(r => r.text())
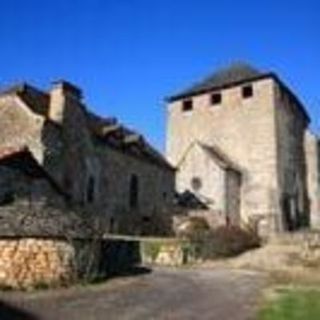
top-left (210, 93), bottom-right (222, 105)
top-left (86, 176), bottom-right (95, 203)
top-left (242, 85), bottom-right (253, 99)
top-left (109, 217), bottom-right (115, 233)
top-left (191, 176), bottom-right (202, 191)
top-left (129, 174), bottom-right (139, 208)
top-left (182, 99), bottom-right (193, 112)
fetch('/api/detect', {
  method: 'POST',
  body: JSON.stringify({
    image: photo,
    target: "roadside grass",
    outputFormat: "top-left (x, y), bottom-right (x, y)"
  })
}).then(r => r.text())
top-left (258, 288), bottom-right (320, 320)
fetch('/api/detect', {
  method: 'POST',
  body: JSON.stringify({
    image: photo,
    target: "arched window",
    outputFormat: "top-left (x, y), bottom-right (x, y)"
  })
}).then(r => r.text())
top-left (129, 174), bottom-right (139, 208)
top-left (86, 176), bottom-right (95, 203)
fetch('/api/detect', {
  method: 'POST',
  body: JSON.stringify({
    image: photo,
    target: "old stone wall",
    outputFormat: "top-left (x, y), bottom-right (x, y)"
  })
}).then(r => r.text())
top-left (0, 238), bottom-right (75, 289)
top-left (176, 142), bottom-right (227, 212)
top-left (0, 95), bottom-right (45, 161)
top-left (0, 94), bottom-right (65, 191)
top-left (274, 84), bottom-right (309, 230)
top-left (0, 237), bottom-right (143, 290)
top-left (0, 84), bottom-right (175, 238)
top-left (305, 131), bottom-right (320, 229)
top-left (0, 165), bottom-right (65, 210)
top-left (167, 78), bottom-right (279, 225)
top-left (225, 170), bottom-right (241, 225)
top-left (96, 144), bottom-right (175, 235)
top-left (56, 91), bottom-right (100, 205)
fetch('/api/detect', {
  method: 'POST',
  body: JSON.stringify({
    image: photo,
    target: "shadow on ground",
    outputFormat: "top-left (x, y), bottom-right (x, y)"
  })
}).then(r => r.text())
top-left (101, 265), bottom-right (152, 284)
top-left (0, 301), bottom-right (38, 320)
top-left (99, 239), bottom-right (152, 281)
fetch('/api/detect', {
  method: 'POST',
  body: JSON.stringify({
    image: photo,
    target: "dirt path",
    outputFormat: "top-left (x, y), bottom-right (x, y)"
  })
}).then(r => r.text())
top-left (0, 267), bottom-right (266, 320)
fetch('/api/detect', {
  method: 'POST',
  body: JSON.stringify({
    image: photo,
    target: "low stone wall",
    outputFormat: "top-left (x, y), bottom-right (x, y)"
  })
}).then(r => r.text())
top-left (0, 237), bottom-right (143, 290)
top-left (0, 236), bottom-right (199, 290)
top-left (0, 238), bottom-right (75, 289)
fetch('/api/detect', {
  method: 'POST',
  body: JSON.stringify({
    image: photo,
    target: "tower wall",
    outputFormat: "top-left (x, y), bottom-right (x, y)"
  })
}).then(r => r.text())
top-left (166, 78), bottom-right (281, 230)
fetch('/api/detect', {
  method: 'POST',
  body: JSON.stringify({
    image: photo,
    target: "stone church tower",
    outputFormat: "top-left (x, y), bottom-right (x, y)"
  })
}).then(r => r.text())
top-left (166, 63), bottom-right (312, 233)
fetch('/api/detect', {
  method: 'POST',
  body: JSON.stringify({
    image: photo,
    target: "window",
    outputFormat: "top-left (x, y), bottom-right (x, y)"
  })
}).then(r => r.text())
top-left (182, 99), bottom-right (193, 112)
top-left (242, 85), bottom-right (253, 99)
top-left (86, 176), bottom-right (95, 203)
top-left (129, 174), bottom-right (139, 208)
top-left (210, 93), bottom-right (222, 105)
top-left (109, 217), bottom-right (115, 233)
top-left (191, 176), bottom-right (202, 191)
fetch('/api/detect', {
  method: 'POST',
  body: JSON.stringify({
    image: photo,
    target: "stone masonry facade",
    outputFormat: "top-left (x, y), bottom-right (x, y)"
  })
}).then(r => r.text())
top-left (0, 81), bottom-right (175, 288)
top-left (166, 63), bottom-right (318, 234)
top-left (0, 238), bottom-right (75, 289)
top-left (0, 81), bottom-right (175, 236)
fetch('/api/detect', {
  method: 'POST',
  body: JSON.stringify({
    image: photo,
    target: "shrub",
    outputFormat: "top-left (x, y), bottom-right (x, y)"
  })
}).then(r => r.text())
top-left (186, 225), bottom-right (261, 260)
top-left (176, 216), bottom-right (210, 239)
top-left (142, 242), bottom-right (162, 262)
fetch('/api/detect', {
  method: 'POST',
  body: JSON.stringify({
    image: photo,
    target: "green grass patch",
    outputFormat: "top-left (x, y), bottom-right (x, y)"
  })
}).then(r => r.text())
top-left (258, 288), bottom-right (320, 320)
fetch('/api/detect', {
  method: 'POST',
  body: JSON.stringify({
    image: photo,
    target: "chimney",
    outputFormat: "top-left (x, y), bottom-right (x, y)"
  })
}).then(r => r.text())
top-left (49, 80), bottom-right (82, 124)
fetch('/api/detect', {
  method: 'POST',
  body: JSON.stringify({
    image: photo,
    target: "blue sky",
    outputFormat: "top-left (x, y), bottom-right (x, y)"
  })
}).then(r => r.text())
top-left (0, 0), bottom-right (319, 151)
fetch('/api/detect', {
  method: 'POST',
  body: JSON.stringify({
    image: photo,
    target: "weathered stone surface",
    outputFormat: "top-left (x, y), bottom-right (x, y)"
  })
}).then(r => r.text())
top-left (167, 69), bottom-right (313, 233)
top-left (305, 130), bottom-right (320, 229)
top-left (0, 81), bottom-right (175, 238)
top-left (0, 238), bottom-right (75, 289)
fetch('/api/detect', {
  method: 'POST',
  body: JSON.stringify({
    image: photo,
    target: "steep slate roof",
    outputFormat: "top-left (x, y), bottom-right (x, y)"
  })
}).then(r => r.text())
top-left (86, 112), bottom-right (174, 170)
top-left (171, 63), bottom-right (261, 99)
top-left (167, 62), bottom-right (310, 122)
top-left (168, 63), bottom-right (263, 101)
top-left (0, 146), bottom-right (69, 197)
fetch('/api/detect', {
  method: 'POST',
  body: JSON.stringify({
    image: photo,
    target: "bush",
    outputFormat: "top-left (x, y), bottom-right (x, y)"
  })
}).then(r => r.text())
top-left (186, 225), bottom-right (261, 259)
top-left (176, 216), bottom-right (210, 238)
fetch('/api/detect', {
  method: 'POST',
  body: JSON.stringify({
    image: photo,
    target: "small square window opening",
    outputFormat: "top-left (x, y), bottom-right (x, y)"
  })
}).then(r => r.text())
top-left (242, 85), bottom-right (253, 99)
top-left (182, 99), bottom-right (193, 112)
top-left (211, 93), bottom-right (222, 105)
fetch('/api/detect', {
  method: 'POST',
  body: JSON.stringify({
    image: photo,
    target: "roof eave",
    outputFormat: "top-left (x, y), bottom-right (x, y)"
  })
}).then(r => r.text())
top-left (166, 72), bottom-right (310, 124)
top-left (166, 73), bottom-right (275, 103)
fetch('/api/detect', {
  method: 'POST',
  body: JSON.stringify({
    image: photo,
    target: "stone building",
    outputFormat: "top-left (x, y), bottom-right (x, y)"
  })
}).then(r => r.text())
top-left (305, 130), bottom-right (320, 229)
top-left (0, 80), bottom-right (175, 289)
top-left (166, 63), bottom-right (319, 233)
top-left (0, 81), bottom-right (175, 236)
